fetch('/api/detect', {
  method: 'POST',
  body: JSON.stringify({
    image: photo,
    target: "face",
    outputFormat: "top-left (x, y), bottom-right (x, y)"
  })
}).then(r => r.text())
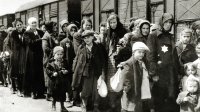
top-left (186, 66), bottom-right (196, 76)
top-left (54, 51), bottom-right (64, 61)
top-left (181, 32), bottom-right (191, 44)
top-left (187, 81), bottom-right (198, 93)
top-left (100, 26), bottom-right (106, 34)
top-left (69, 27), bottom-right (76, 36)
top-left (62, 23), bottom-right (68, 33)
top-left (133, 49), bottom-right (145, 60)
top-left (163, 20), bottom-right (172, 32)
top-left (196, 29), bottom-right (200, 36)
top-left (83, 35), bottom-right (94, 45)
top-left (109, 18), bottom-right (117, 30)
top-left (53, 24), bottom-right (58, 32)
top-left (41, 25), bottom-right (46, 32)
top-left (83, 21), bottom-right (92, 30)
top-left (141, 24), bottom-right (150, 36)
top-left (16, 21), bottom-right (23, 32)
top-left (30, 21), bottom-right (37, 30)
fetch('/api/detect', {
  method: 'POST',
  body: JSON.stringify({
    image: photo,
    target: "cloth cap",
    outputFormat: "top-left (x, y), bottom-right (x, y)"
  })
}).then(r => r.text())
top-left (53, 46), bottom-right (64, 55)
top-left (186, 75), bottom-right (200, 87)
top-left (132, 42), bottom-right (149, 52)
top-left (81, 30), bottom-right (94, 38)
top-left (162, 13), bottom-right (173, 24)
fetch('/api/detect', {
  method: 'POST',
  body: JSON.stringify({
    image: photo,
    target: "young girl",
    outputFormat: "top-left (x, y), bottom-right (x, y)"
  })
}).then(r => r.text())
top-left (46, 46), bottom-right (69, 112)
top-left (181, 63), bottom-right (199, 91)
top-left (177, 75), bottom-right (200, 112)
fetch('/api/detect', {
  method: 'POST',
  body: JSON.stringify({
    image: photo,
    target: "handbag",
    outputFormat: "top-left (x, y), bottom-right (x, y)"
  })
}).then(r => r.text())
top-left (97, 76), bottom-right (108, 97)
top-left (110, 68), bottom-right (124, 92)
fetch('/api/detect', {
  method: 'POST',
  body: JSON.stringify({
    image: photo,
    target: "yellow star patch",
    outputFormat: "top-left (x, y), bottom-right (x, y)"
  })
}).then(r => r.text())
top-left (161, 45), bottom-right (168, 53)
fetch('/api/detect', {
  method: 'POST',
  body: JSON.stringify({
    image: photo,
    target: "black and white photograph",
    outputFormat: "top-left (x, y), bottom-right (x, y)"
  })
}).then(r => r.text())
top-left (0, 0), bottom-right (200, 112)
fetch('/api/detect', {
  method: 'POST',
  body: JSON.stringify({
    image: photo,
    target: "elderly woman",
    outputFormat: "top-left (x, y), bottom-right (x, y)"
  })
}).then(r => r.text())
top-left (23, 17), bottom-right (45, 99)
top-left (7, 19), bottom-right (25, 95)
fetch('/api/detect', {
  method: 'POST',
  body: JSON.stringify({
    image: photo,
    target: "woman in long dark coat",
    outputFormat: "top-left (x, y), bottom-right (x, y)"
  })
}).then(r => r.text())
top-left (7, 19), bottom-right (25, 95)
top-left (105, 14), bottom-right (127, 112)
top-left (42, 21), bottom-right (59, 100)
top-left (147, 13), bottom-right (181, 112)
top-left (23, 17), bottom-right (45, 99)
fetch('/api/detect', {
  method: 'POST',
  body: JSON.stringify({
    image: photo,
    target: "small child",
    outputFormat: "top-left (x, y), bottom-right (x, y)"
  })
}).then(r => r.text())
top-left (176, 75), bottom-right (200, 112)
top-left (181, 63), bottom-right (199, 91)
top-left (46, 46), bottom-right (69, 112)
top-left (176, 28), bottom-right (198, 65)
top-left (120, 42), bottom-right (153, 112)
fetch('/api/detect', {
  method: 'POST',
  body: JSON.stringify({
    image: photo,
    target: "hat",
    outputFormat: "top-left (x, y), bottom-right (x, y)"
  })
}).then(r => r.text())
top-left (162, 13), bottom-right (173, 24)
top-left (81, 30), bottom-right (94, 38)
top-left (186, 75), bottom-right (200, 87)
top-left (60, 20), bottom-right (69, 28)
top-left (53, 46), bottom-right (64, 55)
top-left (132, 42), bottom-right (149, 52)
top-left (28, 17), bottom-right (37, 25)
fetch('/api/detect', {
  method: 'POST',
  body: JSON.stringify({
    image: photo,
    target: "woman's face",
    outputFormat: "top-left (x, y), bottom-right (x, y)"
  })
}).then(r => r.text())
top-left (141, 24), bottom-right (150, 36)
top-left (181, 32), bottom-right (191, 44)
top-left (30, 21), bottom-right (37, 30)
top-left (163, 20), bottom-right (172, 32)
top-left (109, 18), bottom-right (117, 30)
top-left (53, 24), bottom-right (58, 32)
top-left (83, 21), bottom-right (92, 30)
top-left (16, 21), bottom-right (23, 32)
top-left (62, 23), bottom-right (68, 33)
top-left (69, 27), bottom-right (77, 36)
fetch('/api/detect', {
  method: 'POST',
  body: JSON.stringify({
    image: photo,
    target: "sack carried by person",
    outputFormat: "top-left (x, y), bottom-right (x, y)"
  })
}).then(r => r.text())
top-left (110, 68), bottom-right (124, 92)
top-left (97, 75), bottom-right (108, 97)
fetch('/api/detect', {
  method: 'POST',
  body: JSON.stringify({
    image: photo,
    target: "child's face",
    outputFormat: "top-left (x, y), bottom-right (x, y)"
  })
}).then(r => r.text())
top-left (133, 49), bottom-right (145, 60)
top-left (100, 26), bottom-right (106, 34)
top-left (54, 51), bottom-right (64, 60)
top-left (186, 66), bottom-right (196, 76)
top-left (83, 35), bottom-right (94, 45)
top-left (181, 32), bottom-right (191, 44)
top-left (69, 27), bottom-right (76, 36)
top-left (187, 81), bottom-right (198, 93)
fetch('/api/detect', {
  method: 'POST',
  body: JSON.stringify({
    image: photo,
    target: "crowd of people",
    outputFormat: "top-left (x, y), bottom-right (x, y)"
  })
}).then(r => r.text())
top-left (1, 12), bottom-right (200, 112)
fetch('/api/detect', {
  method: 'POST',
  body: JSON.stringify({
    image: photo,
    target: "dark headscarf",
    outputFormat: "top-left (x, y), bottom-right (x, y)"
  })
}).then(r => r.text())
top-left (159, 13), bottom-right (174, 32)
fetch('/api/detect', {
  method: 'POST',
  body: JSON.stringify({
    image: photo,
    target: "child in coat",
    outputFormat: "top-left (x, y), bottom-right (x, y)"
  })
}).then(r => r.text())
top-left (193, 39), bottom-right (200, 76)
top-left (177, 75), bottom-right (200, 112)
top-left (176, 28), bottom-right (197, 65)
top-left (120, 42), bottom-right (153, 112)
top-left (46, 46), bottom-right (69, 112)
top-left (181, 63), bottom-right (199, 91)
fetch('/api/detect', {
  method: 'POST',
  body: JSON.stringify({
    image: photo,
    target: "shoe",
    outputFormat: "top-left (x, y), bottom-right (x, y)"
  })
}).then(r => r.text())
top-left (52, 105), bottom-right (56, 111)
top-left (31, 93), bottom-right (37, 99)
top-left (61, 106), bottom-right (68, 112)
top-left (46, 94), bottom-right (52, 101)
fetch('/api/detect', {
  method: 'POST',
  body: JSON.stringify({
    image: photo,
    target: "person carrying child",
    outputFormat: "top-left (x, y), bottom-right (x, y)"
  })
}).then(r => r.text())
top-left (46, 46), bottom-right (69, 112)
top-left (176, 75), bottom-right (200, 112)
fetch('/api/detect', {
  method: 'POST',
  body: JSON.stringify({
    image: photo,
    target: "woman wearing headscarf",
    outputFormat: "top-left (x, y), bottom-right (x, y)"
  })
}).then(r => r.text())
top-left (105, 14), bottom-right (127, 112)
top-left (58, 20), bottom-right (69, 44)
top-left (60, 23), bottom-right (78, 104)
top-left (7, 19), bottom-right (25, 95)
top-left (42, 21), bottom-right (59, 101)
top-left (147, 13), bottom-right (180, 112)
top-left (23, 17), bottom-right (45, 99)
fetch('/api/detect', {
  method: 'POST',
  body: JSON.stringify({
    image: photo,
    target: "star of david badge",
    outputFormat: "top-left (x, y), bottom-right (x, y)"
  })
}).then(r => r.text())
top-left (161, 45), bottom-right (168, 53)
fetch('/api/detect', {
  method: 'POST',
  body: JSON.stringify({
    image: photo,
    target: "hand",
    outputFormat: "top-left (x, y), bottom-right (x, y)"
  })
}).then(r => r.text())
top-left (53, 72), bottom-right (58, 77)
top-left (62, 70), bottom-right (68, 74)
top-left (183, 97), bottom-right (188, 102)
top-left (194, 106), bottom-right (200, 112)
top-left (152, 76), bottom-right (159, 82)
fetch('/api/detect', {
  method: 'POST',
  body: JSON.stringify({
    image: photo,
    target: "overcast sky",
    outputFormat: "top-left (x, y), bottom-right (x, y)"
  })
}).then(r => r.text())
top-left (0, 0), bottom-right (34, 16)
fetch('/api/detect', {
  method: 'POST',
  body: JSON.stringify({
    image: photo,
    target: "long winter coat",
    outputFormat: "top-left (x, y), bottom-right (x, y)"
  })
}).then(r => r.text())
top-left (72, 42), bottom-right (106, 88)
top-left (147, 29), bottom-right (180, 112)
top-left (7, 29), bottom-right (25, 77)
top-left (23, 29), bottom-right (44, 95)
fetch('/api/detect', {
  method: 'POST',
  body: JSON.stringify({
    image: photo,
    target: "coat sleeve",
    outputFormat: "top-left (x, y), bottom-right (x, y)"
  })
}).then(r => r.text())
top-left (122, 64), bottom-right (132, 93)
top-left (46, 63), bottom-right (56, 80)
top-left (146, 33), bottom-right (158, 77)
top-left (73, 32), bottom-right (82, 54)
top-left (23, 31), bottom-right (42, 45)
top-left (176, 92), bottom-right (188, 105)
top-left (42, 37), bottom-right (51, 55)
